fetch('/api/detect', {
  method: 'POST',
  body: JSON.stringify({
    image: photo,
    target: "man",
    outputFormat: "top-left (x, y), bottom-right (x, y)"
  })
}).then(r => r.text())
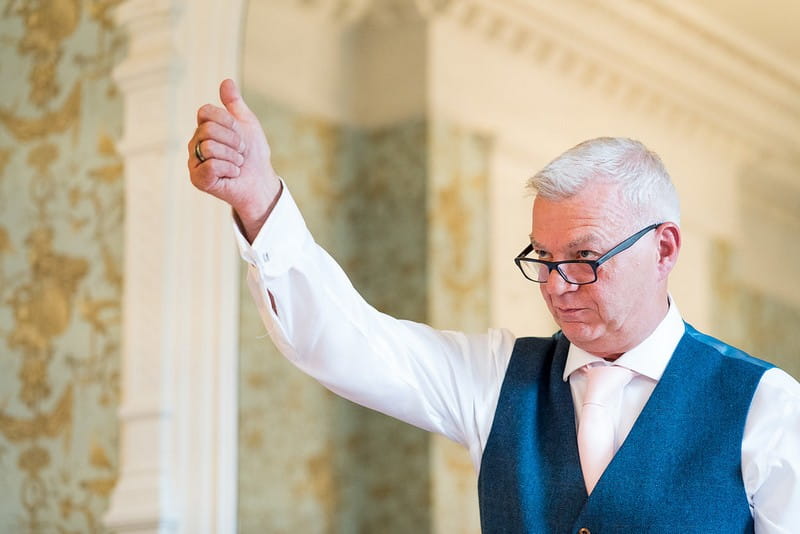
top-left (188, 79), bottom-right (799, 533)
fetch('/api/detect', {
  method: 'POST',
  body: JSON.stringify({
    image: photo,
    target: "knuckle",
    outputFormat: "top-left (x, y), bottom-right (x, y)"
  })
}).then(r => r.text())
top-left (196, 167), bottom-right (216, 189)
top-left (203, 139), bottom-right (217, 157)
top-left (213, 159), bottom-right (234, 177)
top-left (202, 122), bottom-right (218, 138)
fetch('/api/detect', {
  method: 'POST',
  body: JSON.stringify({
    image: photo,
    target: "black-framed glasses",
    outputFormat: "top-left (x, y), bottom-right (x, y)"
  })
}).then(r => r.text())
top-left (514, 223), bottom-right (663, 285)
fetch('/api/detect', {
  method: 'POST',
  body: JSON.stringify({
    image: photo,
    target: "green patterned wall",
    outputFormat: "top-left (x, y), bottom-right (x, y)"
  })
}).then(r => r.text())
top-left (237, 95), bottom-right (431, 533)
top-left (0, 2), bottom-right (124, 532)
top-left (711, 239), bottom-right (800, 379)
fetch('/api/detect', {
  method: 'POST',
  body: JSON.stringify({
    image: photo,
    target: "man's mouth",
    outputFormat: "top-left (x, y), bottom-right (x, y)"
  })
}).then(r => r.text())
top-left (555, 306), bottom-right (587, 320)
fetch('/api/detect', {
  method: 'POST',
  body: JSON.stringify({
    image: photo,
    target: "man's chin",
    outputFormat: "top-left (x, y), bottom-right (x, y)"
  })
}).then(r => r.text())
top-left (559, 323), bottom-right (601, 347)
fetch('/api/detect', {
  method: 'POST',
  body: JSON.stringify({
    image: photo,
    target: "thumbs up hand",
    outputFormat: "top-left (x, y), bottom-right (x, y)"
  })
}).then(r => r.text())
top-left (188, 79), bottom-right (282, 242)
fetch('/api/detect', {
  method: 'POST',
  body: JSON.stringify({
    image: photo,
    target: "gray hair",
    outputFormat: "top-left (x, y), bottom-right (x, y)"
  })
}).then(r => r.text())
top-left (527, 137), bottom-right (681, 226)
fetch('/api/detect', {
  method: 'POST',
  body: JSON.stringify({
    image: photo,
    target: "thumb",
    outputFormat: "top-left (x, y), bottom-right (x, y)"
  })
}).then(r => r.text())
top-left (219, 78), bottom-right (254, 120)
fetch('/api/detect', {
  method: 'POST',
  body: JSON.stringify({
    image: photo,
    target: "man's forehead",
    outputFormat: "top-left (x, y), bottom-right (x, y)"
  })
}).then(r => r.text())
top-left (532, 182), bottom-right (624, 213)
top-left (531, 190), bottom-right (631, 245)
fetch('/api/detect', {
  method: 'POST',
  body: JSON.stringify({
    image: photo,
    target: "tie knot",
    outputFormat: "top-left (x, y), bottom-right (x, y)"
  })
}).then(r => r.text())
top-left (582, 364), bottom-right (634, 407)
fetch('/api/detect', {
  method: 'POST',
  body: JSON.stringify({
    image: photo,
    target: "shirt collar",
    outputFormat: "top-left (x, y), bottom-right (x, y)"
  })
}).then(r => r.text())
top-left (562, 297), bottom-right (685, 382)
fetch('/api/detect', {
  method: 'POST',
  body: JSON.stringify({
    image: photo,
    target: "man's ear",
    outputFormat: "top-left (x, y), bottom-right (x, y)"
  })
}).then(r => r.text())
top-left (656, 222), bottom-right (681, 281)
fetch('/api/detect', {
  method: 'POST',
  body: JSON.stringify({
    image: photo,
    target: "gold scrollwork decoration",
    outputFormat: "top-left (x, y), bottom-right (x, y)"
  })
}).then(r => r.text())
top-left (0, 147), bottom-right (11, 176)
top-left (0, 226), bottom-right (11, 255)
top-left (8, 0), bottom-right (82, 107)
top-left (0, 0), bottom-right (123, 529)
top-left (0, 82), bottom-right (82, 141)
top-left (0, 386), bottom-right (73, 443)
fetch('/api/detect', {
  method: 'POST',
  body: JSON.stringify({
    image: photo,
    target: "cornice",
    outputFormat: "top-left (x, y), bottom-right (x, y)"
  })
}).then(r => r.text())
top-left (592, 0), bottom-right (800, 136)
top-left (634, 0), bottom-right (800, 96)
top-left (290, 0), bottom-right (798, 157)
top-left (434, 0), bottom-right (799, 156)
top-left (288, 0), bottom-right (447, 25)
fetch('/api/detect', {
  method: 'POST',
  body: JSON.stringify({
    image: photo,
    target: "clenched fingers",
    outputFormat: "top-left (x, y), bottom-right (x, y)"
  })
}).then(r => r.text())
top-left (198, 104), bottom-right (246, 145)
top-left (188, 155), bottom-right (241, 192)
top-left (192, 120), bottom-right (244, 154)
top-left (197, 103), bottom-right (235, 129)
top-left (194, 139), bottom-right (244, 167)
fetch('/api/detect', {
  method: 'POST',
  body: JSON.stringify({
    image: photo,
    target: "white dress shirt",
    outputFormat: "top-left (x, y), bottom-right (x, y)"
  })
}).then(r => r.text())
top-left (237, 183), bottom-right (800, 533)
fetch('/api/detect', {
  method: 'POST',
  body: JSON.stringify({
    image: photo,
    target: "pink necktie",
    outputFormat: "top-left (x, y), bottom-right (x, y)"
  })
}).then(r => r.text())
top-left (577, 364), bottom-right (634, 495)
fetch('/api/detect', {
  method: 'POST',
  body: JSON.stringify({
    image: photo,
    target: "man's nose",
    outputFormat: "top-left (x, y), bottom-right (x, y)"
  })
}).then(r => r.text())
top-left (543, 268), bottom-right (577, 295)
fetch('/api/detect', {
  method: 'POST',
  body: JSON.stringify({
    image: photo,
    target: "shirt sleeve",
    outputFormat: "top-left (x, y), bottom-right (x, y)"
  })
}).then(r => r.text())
top-left (235, 182), bottom-right (516, 469)
top-left (742, 367), bottom-right (800, 533)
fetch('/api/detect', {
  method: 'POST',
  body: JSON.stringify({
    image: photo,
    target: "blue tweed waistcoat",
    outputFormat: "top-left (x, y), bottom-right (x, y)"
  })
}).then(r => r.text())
top-left (477, 323), bottom-right (772, 534)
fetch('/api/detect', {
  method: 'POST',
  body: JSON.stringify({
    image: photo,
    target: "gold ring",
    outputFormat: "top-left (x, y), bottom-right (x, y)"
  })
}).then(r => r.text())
top-left (195, 141), bottom-right (206, 163)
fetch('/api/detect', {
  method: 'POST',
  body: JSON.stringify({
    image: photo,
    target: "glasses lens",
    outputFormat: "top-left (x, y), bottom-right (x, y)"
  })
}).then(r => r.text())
top-left (519, 261), bottom-right (548, 282)
top-left (518, 260), bottom-right (597, 284)
top-left (559, 263), bottom-right (596, 284)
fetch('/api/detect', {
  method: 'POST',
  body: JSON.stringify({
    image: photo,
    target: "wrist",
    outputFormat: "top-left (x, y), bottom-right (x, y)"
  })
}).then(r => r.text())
top-left (235, 180), bottom-right (283, 244)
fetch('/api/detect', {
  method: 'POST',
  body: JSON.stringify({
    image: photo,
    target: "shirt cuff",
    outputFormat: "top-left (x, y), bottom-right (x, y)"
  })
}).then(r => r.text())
top-left (232, 179), bottom-right (311, 278)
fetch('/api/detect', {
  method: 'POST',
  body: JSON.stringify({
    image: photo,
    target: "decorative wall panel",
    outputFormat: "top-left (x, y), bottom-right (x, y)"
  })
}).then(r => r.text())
top-left (428, 122), bottom-right (491, 534)
top-left (237, 95), bottom-right (430, 533)
top-left (711, 240), bottom-right (800, 379)
top-left (0, 2), bottom-right (124, 532)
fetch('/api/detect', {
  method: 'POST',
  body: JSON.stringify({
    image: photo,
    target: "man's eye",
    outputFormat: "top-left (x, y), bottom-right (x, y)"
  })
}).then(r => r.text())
top-left (576, 250), bottom-right (595, 259)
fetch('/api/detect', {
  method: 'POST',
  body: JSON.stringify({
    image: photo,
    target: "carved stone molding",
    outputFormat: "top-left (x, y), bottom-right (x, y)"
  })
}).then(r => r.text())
top-left (284, 0), bottom-right (798, 158)
top-left (105, 0), bottom-right (243, 532)
top-left (282, 0), bottom-right (449, 25)
top-left (435, 0), bottom-right (798, 156)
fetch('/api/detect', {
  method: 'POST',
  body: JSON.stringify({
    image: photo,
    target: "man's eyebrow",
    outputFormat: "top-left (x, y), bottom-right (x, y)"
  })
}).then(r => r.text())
top-left (566, 234), bottom-right (600, 249)
top-left (529, 234), bottom-right (600, 250)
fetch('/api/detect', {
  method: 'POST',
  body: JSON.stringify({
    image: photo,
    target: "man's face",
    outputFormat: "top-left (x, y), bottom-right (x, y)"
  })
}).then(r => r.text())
top-left (530, 182), bottom-right (668, 358)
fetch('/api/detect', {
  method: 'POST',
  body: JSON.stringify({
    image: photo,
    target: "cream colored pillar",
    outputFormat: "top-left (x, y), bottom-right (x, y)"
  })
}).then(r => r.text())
top-left (105, 1), bottom-right (244, 532)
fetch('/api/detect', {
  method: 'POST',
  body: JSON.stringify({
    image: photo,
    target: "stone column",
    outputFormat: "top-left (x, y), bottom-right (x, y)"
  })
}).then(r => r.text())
top-left (105, 1), bottom-right (244, 532)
